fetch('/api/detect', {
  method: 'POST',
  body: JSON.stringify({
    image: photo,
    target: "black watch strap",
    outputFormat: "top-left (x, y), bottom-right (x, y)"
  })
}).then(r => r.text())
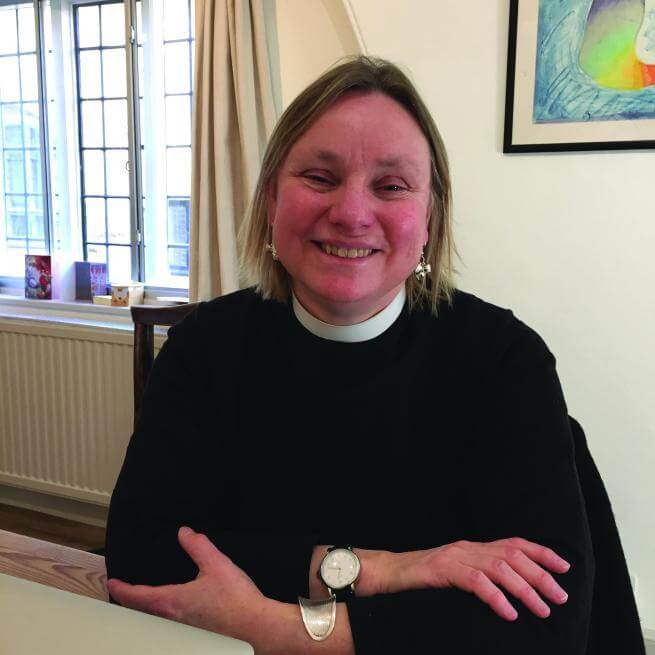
top-left (333, 585), bottom-right (356, 603)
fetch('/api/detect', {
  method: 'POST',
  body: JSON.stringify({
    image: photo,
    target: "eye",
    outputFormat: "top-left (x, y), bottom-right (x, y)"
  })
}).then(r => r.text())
top-left (303, 172), bottom-right (334, 186)
top-left (376, 178), bottom-right (408, 194)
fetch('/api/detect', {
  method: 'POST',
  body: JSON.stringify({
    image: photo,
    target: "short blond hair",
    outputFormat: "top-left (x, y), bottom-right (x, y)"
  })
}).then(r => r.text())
top-left (239, 56), bottom-right (455, 315)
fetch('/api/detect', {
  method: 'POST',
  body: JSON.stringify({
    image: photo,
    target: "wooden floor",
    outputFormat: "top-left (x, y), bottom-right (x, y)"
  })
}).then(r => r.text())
top-left (0, 503), bottom-right (105, 552)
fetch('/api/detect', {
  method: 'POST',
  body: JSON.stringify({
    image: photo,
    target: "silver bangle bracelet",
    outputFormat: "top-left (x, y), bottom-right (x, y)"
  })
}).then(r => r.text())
top-left (298, 595), bottom-right (337, 641)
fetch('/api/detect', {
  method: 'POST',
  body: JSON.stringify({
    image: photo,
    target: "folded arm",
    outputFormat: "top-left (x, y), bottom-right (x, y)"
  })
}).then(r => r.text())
top-left (105, 316), bottom-right (318, 601)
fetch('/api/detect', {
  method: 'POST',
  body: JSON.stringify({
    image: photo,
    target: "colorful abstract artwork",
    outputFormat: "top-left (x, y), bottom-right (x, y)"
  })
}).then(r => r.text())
top-left (580, 0), bottom-right (655, 90)
top-left (505, 0), bottom-right (655, 151)
top-left (534, 0), bottom-right (655, 123)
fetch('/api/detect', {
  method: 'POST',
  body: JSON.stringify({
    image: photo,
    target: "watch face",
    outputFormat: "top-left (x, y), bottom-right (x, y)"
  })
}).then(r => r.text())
top-left (320, 548), bottom-right (360, 590)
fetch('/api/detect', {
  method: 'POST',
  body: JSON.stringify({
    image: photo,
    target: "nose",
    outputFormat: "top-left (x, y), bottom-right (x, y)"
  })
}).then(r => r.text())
top-left (326, 182), bottom-right (374, 233)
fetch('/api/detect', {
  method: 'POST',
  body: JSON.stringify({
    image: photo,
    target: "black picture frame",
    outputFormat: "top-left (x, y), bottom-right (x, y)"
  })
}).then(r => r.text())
top-left (504, 0), bottom-right (655, 153)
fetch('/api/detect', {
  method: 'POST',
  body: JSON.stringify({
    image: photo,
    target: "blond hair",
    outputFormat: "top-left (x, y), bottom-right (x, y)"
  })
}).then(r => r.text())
top-left (239, 56), bottom-right (455, 315)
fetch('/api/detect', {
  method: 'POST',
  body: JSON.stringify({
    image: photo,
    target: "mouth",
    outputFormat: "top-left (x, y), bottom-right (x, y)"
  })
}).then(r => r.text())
top-left (313, 241), bottom-right (380, 259)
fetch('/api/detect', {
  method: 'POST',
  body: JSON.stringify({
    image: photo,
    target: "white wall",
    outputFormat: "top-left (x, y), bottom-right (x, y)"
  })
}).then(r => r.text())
top-left (275, 0), bottom-right (361, 105)
top-left (275, 0), bottom-right (655, 631)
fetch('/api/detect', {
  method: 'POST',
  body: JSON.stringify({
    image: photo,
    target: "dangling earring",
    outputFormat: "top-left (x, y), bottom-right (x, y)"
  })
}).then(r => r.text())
top-left (414, 251), bottom-right (431, 281)
top-left (265, 242), bottom-right (279, 261)
top-left (265, 226), bottom-right (279, 261)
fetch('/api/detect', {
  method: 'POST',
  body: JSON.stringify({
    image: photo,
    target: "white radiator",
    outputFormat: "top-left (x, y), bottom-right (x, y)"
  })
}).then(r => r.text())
top-left (0, 318), bottom-right (139, 505)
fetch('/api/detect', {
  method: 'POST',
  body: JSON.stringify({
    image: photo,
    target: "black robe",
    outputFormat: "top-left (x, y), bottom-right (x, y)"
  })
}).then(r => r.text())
top-left (105, 287), bottom-right (640, 653)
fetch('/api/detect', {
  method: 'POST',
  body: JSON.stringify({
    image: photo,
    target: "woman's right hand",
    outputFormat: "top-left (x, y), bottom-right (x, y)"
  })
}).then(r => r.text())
top-left (378, 538), bottom-right (572, 621)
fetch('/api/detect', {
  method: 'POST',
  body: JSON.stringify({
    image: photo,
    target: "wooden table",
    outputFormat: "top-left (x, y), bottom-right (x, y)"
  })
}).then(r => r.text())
top-left (0, 528), bottom-right (108, 601)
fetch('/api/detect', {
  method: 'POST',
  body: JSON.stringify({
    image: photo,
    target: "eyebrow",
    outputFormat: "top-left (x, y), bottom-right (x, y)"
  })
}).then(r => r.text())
top-left (311, 149), bottom-right (421, 173)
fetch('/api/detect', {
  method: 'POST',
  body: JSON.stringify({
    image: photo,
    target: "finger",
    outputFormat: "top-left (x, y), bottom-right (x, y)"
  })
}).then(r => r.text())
top-left (454, 565), bottom-right (518, 622)
top-left (503, 538), bottom-right (570, 573)
top-left (177, 526), bottom-right (228, 572)
top-left (106, 578), bottom-right (176, 618)
top-left (501, 548), bottom-right (569, 606)
top-left (484, 557), bottom-right (551, 618)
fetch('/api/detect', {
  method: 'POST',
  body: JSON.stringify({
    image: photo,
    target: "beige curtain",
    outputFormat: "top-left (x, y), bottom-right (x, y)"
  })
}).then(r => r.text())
top-left (190, 0), bottom-right (278, 302)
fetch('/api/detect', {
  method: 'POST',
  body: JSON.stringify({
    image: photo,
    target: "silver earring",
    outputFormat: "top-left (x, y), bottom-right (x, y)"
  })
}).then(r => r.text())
top-left (265, 242), bottom-right (279, 261)
top-left (414, 252), bottom-right (431, 281)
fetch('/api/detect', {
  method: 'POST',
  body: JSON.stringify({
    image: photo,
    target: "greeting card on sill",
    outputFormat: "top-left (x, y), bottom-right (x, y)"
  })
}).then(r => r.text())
top-left (75, 261), bottom-right (109, 301)
top-left (25, 255), bottom-right (52, 300)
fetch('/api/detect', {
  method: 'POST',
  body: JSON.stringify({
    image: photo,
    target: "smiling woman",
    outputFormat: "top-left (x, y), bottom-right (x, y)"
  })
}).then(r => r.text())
top-left (266, 92), bottom-right (432, 324)
top-left (104, 56), bottom-right (643, 655)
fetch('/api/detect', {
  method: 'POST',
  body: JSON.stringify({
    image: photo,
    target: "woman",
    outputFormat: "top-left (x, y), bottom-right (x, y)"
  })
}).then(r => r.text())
top-left (105, 57), bottom-right (594, 653)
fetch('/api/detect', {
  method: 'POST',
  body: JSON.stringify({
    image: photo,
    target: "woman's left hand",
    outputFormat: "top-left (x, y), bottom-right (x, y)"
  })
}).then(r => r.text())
top-left (107, 527), bottom-right (267, 643)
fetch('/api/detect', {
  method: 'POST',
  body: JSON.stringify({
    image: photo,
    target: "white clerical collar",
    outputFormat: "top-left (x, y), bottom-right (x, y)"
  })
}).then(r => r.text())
top-left (292, 287), bottom-right (406, 343)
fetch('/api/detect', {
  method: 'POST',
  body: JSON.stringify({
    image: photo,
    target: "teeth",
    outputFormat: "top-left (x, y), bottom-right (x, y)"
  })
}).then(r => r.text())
top-left (320, 243), bottom-right (373, 258)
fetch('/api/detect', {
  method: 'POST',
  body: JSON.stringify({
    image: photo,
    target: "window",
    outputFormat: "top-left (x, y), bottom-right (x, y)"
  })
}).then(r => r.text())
top-left (0, 0), bottom-right (195, 290)
top-left (0, 2), bottom-right (48, 277)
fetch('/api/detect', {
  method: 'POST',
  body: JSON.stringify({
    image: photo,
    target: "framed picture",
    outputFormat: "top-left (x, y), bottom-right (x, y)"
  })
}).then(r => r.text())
top-left (504, 0), bottom-right (655, 152)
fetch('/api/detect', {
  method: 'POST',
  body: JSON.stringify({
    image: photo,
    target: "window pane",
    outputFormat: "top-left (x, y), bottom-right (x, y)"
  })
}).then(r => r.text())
top-left (19, 54), bottom-right (38, 101)
top-left (164, 42), bottom-right (190, 94)
top-left (167, 198), bottom-right (189, 249)
top-left (1, 104), bottom-right (22, 146)
top-left (0, 56), bottom-right (20, 101)
top-left (0, 7), bottom-right (18, 55)
top-left (77, 5), bottom-right (100, 48)
top-left (164, 0), bottom-right (189, 41)
top-left (108, 245), bottom-right (131, 282)
top-left (22, 103), bottom-right (39, 147)
top-left (79, 50), bottom-right (101, 98)
top-left (17, 5), bottom-right (35, 53)
top-left (28, 198), bottom-right (44, 238)
top-left (85, 197), bottom-right (105, 242)
top-left (101, 2), bottom-right (125, 47)
top-left (104, 98), bottom-right (127, 147)
top-left (87, 243), bottom-right (107, 263)
top-left (82, 149), bottom-right (105, 195)
top-left (102, 48), bottom-right (127, 97)
top-left (4, 150), bottom-right (24, 193)
top-left (165, 96), bottom-right (191, 146)
top-left (107, 197), bottom-right (130, 244)
top-left (7, 192), bottom-right (25, 211)
top-left (166, 147), bottom-right (190, 196)
top-left (7, 204), bottom-right (26, 237)
top-left (81, 100), bottom-right (103, 147)
top-left (105, 148), bottom-right (129, 196)
top-left (26, 149), bottom-right (41, 193)
top-left (168, 246), bottom-right (189, 277)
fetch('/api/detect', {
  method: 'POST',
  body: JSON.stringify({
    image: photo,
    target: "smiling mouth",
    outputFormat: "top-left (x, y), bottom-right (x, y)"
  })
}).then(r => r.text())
top-left (314, 242), bottom-right (379, 259)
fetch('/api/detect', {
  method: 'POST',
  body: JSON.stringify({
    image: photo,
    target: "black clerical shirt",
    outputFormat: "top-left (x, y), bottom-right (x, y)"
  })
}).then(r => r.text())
top-left (106, 287), bottom-right (595, 653)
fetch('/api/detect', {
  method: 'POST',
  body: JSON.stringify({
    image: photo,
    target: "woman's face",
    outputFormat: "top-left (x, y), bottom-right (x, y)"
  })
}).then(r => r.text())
top-left (268, 91), bottom-right (432, 324)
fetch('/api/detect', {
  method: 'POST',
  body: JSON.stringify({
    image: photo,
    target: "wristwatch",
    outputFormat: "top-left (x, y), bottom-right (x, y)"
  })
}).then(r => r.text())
top-left (318, 545), bottom-right (361, 601)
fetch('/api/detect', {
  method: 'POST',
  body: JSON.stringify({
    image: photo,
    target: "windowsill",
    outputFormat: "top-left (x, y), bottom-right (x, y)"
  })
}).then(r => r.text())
top-left (0, 292), bottom-right (181, 334)
top-left (0, 293), bottom-right (134, 332)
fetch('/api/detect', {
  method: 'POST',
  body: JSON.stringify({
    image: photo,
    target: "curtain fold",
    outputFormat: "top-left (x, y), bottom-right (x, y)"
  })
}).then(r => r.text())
top-left (190, 0), bottom-right (277, 301)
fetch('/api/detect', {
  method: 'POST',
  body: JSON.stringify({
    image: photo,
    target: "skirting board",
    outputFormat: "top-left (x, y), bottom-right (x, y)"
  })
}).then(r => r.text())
top-left (0, 484), bottom-right (108, 528)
